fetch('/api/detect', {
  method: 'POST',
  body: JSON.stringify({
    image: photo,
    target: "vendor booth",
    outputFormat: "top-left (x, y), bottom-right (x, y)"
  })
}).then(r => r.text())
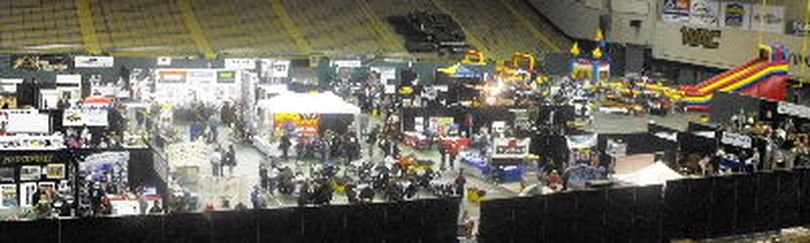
top-left (254, 92), bottom-right (361, 155)
top-left (152, 69), bottom-right (245, 106)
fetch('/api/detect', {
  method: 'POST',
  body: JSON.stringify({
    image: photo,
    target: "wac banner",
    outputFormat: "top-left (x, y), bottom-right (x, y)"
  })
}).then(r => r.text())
top-left (680, 26), bottom-right (721, 49)
top-left (274, 113), bottom-right (321, 136)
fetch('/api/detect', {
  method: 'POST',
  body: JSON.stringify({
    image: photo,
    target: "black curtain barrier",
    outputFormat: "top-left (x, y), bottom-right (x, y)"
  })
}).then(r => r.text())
top-left (663, 179), bottom-right (689, 239)
top-left (633, 185), bottom-right (663, 242)
top-left (0, 220), bottom-right (59, 243)
top-left (478, 198), bottom-right (515, 243)
top-left (384, 200), bottom-right (422, 243)
top-left (513, 196), bottom-right (543, 243)
top-left (735, 174), bottom-right (758, 235)
top-left (776, 170), bottom-right (800, 228)
top-left (345, 203), bottom-right (385, 243)
top-left (755, 172), bottom-right (779, 232)
top-left (258, 208), bottom-right (303, 243)
top-left (574, 189), bottom-right (606, 243)
top-left (211, 210), bottom-right (258, 243)
top-left (605, 187), bottom-right (635, 242)
top-left (302, 205), bottom-right (348, 243)
top-left (165, 213), bottom-right (211, 243)
top-left (544, 192), bottom-right (575, 242)
top-left (687, 177), bottom-right (712, 239)
top-left (707, 176), bottom-right (736, 238)
top-left (801, 168), bottom-right (810, 225)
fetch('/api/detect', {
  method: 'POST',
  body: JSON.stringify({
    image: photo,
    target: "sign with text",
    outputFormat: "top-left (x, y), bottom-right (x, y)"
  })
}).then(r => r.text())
top-left (74, 56), bottom-right (114, 68)
top-left (680, 26), bottom-right (721, 49)
top-left (688, 0), bottom-right (720, 27)
top-left (720, 2), bottom-right (751, 29)
top-left (663, 0), bottom-right (691, 22)
top-left (721, 132), bottom-right (752, 149)
top-left (63, 109), bottom-right (108, 127)
top-left (492, 138), bottom-right (531, 159)
top-left (751, 4), bottom-right (785, 34)
top-left (777, 101), bottom-right (810, 120)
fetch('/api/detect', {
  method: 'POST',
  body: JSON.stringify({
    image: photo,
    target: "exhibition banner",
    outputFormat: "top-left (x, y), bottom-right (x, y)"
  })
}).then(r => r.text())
top-left (688, 0), bottom-right (720, 27)
top-left (224, 58), bottom-right (256, 70)
top-left (751, 4), bottom-right (785, 34)
top-left (720, 132), bottom-right (752, 149)
top-left (260, 59), bottom-right (290, 78)
top-left (492, 138), bottom-right (531, 159)
top-left (63, 109), bottom-right (109, 127)
top-left (663, 0), bottom-right (691, 22)
top-left (158, 70), bottom-right (187, 84)
top-left (74, 56), bottom-right (114, 68)
top-left (217, 71), bottom-right (236, 83)
top-left (720, 2), bottom-right (751, 29)
top-left (777, 101), bottom-right (810, 119)
top-left (274, 113), bottom-right (321, 136)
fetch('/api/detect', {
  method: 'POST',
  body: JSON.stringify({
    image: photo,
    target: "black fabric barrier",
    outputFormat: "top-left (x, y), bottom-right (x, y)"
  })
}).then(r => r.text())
top-left (776, 171), bottom-right (800, 228)
top-left (606, 187), bottom-right (635, 242)
top-left (687, 178), bottom-right (712, 239)
top-left (801, 169), bottom-right (810, 225)
top-left (544, 192), bottom-right (575, 242)
top-left (634, 185), bottom-right (663, 242)
top-left (707, 176), bottom-right (736, 238)
top-left (735, 174), bottom-right (758, 235)
top-left (513, 196), bottom-right (543, 243)
top-left (664, 179), bottom-right (689, 239)
top-left (574, 189), bottom-right (606, 243)
top-left (755, 172), bottom-right (779, 232)
top-left (478, 198), bottom-right (515, 243)
top-left (212, 210), bottom-right (258, 243)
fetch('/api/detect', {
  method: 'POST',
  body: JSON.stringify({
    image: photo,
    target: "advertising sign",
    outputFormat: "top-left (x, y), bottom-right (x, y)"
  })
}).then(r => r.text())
top-left (224, 58), bottom-right (256, 70)
top-left (720, 2), bottom-right (751, 29)
top-left (688, 0), bottom-right (720, 27)
top-left (260, 59), bottom-right (290, 78)
top-left (63, 109), bottom-right (109, 127)
top-left (663, 0), bottom-right (691, 22)
top-left (777, 101), bottom-right (810, 119)
top-left (217, 71), bottom-right (236, 83)
top-left (492, 138), bottom-right (531, 159)
top-left (721, 132), bottom-right (752, 149)
top-left (751, 5), bottom-right (785, 34)
top-left (274, 113), bottom-right (321, 136)
top-left (789, 20), bottom-right (810, 36)
top-left (74, 56), bottom-right (114, 68)
top-left (158, 70), bottom-right (187, 84)
top-left (680, 26), bottom-right (722, 49)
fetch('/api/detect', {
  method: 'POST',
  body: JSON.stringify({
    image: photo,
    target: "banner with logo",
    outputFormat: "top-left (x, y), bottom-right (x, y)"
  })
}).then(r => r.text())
top-left (751, 4), bottom-right (785, 34)
top-left (720, 2), bottom-right (750, 29)
top-left (663, 0), bottom-right (691, 22)
top-left (688, 0), bottom-right (720, 27)
top-left (274, 113), bottom-right (321, 136)
top-left (74, 56), bottom-right (114, 68)
top-left (720, 132), bottom-right (752, 149)
top-left (492, 138), bottom-right (531, 159)
top-left (777, 101), bottom-right (810, 119)
top-left (224, 58), bottom-right (256, 70)
top-left (217, 71), bottom-right (236, 83)
top-left (260, 59), bottom-right (290, 78)
top-left (63, 109), bottom-right (109, 127)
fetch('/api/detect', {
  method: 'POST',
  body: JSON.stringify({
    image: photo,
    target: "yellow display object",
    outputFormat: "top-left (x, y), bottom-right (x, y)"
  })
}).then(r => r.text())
top-left (570, 42), bottom-right (581, 56)
top-left (467, 188), bottom-right (484, 203)
top-left (462, 50), bottom-right (486, 65)
top-left (592, 47), bottom-right (603, 59)
top-left (511, 52), bottom-right (536, 72)
top-left (595, 29), bottom-right (604, 41)
top-left (399, 86), bottom-right (414, 94)
top-left (438, 63), bottom-right (461, 75)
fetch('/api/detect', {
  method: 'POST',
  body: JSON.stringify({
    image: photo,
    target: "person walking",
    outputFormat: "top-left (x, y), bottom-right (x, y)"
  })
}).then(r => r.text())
top-left (210, 147), bottom-right (222, 177)
top-left (366, 128), bottom-right (378, 159)
top-left (279, 133), bottom-right (292, 161)
top-left (438, 142), bottom-right (448, 170)
top-left (226, 145), bottom-right (237, 176)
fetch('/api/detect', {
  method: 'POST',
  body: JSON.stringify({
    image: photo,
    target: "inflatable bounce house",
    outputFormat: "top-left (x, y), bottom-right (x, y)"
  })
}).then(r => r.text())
top-left (680, 43), bottom-right (790, 111)
top-left (570, 30), bottom-right (612, 85)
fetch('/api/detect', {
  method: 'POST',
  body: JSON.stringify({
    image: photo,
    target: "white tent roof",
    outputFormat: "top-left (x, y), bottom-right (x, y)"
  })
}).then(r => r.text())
top-left (613, 162), bottom-right (685, 186)
top-left (257, 92), bottom-right (360, 114)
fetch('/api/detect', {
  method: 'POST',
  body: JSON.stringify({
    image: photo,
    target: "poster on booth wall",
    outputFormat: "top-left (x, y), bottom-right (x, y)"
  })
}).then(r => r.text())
top-left (217, 71), bottom-right (236, 83)
top-left (720, 2), bottom-right (751, 29)
top-left (274, 113), bottom-right (321, 136)
top-left (492, 138), bottom-right (531, 159)
top-left (224, 58), bottom-right (256, 70)
top-left (428, 117), bottom-right (454, 135)
top-left (751, 4), bottom-right (785, 34)
top-left (63, 109), bottom-right (109, 127)
top-left (688, 0), bottom-right (720, 27)
top-left (74, 56), bottom-right (114, 68)
top-left (663, 0), bottom-right (691, 22)
top-left (370, 66), bottom-right (397, 83)
top-left (0, 184), bottom-right (17, 209)
top-left (80, 152), bottom-right (129, 185)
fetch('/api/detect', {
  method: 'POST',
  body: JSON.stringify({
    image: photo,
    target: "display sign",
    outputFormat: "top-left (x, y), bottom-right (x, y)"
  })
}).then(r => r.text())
top-left (371, 66), bottom-right (397, 83)
top-left (777, 101), bottom-right (810, 119)
top-left (0, 79), bottom-right (22, 93)
top-left (688, 0), bottom-right (720, 26)
top-left (157, 57), bottom-right (172, 66)
top-left (721, 132), bottom-right (752, 148)
top-left (274, 113), bottom-right (321, 136)
top-left (492, 138), bottom-right (531, 159)
top-left (789, 20), bottom-right (810, 36)
top-left (224, 58), bottom-right (256, 70)
top-left (720, 2), bottom-right (751, 29)
top-left (333, 60), bottom-right (362, 68)
top-left (63, 109), bottom-right (109, 127)
top-left (751, 4), bottom-right (785, 34)
top-left (662, 0), bottom-right (691, 22)
top-left (0, 184), bottom-right (17, 209)
top-left (680, 26), bottom-right (721, 49)
top-left (158, 70), bottom-right (187, 84)
top-left (11, 55), bottom-right (69, 71)
top-left (0, 109), bottom-right (50, 134)
top-left (217, 71), bottom-right (236, 83)
top-left (74, 56), bottom-right (114, 68)
top-left (0, 154), bottom-right (58, 165)
top-left (260, 59), bottom-right (290, 78)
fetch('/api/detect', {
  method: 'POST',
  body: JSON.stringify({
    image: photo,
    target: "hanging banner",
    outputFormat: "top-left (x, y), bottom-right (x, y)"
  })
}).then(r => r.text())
top-left (74, 56), bottom-right (114, 68)
top-left (274, 113), bottom-right (321, 136)
top-left (157, 57), bottom-right (172, 66)
top-left (566, 134), bottom-right (598, 150)
top-left (157, 70), bottom-right (187, 84)
top-left (721, 132), bottom-right (752, 149)
top-left (777, 101), bottom-right (810, 119)
top-left (492, 138), bottom-right (531, 159)
top-left (688, 0), bottom-right (720, 27)
top-left (333, 60), bottom-right (362, 68)
top-left (663, 0), bottom-right (691, 22)
top-left (371, 66), bottom-right (397, 83)
top-left (63, 109), bottom-right (109, 127)
top-left (751, 4), bottom-right (785, 34)
top-left (0, 79), bottom-right (22, 93)
top-left (217, 71), bottom-right (236, 83)
top-left (720, 2), bottom-right (751, 29)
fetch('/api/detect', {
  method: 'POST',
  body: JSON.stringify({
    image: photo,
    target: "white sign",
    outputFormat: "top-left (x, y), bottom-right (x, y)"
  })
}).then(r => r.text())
top-left (662, 0), bottom-right (691, 22)
top-left (224, 58), bottom-right (256, 70)
top-left (63, 109), bottom-right (108, 127)
top-left (492, 138), bottom-right (531, 159)
top-left (0, 109), bottom-right (50, 134)
top-left (751, 4), bottom-right (785, 34)
top-left (371, 66), bottom-right (397, 83)
top-left (157, 57), bottom-right (172, 66)
top-left (689, 0), bottom-right (720, 27)
top-left (260, 59), bottom-right (290, 78)
top-left (333, 60), bottom-right (362, 68)
top-left (74, 56), bottom-right (114, 68)
top-left (0, 79), bottom-right (22, 93)
top-left (777, 102), bottom-right (810, 119)
top-left (721, 132), bottom-right (752, 149)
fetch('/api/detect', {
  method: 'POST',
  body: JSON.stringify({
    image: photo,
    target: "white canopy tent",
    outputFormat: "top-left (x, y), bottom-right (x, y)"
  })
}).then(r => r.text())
top-left (613, 162), bottom-right (685, 186)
